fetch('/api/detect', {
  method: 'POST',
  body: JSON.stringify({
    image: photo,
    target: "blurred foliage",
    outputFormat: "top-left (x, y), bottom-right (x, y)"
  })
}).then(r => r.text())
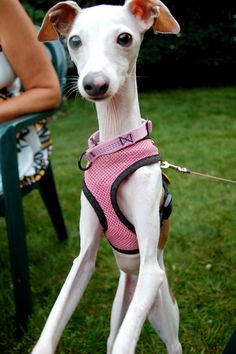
top-left (21, 0), bottom-right (236, 88)
top-left (138, 0), bottom-right (236, 88)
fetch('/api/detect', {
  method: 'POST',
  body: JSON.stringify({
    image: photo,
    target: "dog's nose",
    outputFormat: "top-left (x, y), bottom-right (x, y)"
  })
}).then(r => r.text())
top-left (83, 72), bottom-right (110, 98)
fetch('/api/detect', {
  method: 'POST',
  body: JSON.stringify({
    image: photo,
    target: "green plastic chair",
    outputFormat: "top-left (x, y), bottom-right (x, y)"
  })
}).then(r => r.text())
top-left (0, 39), bottom-right (68, 329)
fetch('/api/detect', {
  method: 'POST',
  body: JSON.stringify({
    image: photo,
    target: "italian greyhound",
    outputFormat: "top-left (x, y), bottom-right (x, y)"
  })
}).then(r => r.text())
top-left (32, 1), bottom-right (182, 353)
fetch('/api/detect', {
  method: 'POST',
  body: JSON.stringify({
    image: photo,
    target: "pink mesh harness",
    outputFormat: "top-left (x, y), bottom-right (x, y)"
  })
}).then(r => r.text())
top-left (80, 120), bottom-right (164, 254)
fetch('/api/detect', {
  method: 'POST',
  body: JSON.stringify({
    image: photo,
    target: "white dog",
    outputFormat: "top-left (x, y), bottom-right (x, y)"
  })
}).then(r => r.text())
top-left (32, 1), bottom-right (182, 353)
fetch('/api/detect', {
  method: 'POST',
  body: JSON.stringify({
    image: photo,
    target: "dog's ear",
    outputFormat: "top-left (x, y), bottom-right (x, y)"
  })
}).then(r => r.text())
top-left (125, 0), bottom-right (180, 34)
top-left (38, 1), bottom-right (81, 41)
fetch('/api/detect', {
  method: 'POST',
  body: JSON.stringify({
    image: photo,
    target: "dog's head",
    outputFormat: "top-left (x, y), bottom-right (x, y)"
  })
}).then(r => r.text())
top-left (39, 0), bottom-right (179, 101)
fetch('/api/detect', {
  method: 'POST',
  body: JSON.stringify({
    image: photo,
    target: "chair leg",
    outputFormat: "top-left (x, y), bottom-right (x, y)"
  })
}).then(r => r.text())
top-left (4, 202), bottom-right (31, 330)
top-left (38, 163), bottom-right (67, 241)
top-left (1, 128), bottom-right (31, 329)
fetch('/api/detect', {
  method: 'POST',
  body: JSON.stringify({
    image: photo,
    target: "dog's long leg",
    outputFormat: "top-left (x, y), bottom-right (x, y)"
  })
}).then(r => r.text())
top-left (32, 192), bottom-right (102, 354)
top-left (112, 165), bottom-right (165, 354)
top-left (148, 250), bottom-right (182, 354)
top-left (107, 271), bottom-right (138, 354)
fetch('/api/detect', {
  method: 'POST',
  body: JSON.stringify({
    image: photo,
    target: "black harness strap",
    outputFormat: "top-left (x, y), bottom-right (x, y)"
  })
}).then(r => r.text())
top-left (82, 179), bottom-right (108, 232)
top-left (111, 154), bottom-right (162, 233)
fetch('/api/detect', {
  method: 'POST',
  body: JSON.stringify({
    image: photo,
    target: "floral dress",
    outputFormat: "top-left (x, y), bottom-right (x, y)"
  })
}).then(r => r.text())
top-left (0, 46), bottom-right (52, 193)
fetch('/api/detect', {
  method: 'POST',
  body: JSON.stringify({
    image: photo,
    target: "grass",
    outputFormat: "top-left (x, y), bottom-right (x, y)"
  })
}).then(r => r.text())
top-left (0, 86), bottom-right (236, 353)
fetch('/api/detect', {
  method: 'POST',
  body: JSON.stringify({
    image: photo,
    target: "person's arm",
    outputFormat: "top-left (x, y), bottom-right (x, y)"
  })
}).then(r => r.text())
top-left (0, 0), bottom-right (61, 123)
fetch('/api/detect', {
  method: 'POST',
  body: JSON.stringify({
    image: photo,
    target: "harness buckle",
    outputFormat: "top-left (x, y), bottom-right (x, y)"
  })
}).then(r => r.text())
top-left (78, 151), bottom-right (92, 171)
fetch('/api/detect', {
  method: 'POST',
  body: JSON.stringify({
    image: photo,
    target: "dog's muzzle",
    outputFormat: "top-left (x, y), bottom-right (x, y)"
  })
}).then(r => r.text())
top-left (83, 72), bottom-right (110, 99)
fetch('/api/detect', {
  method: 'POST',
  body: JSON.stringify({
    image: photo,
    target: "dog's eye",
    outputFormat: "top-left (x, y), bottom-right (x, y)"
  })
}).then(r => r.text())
top-left (69, 35), bottom-right (82, 50)
top-left (117, 33), bottom-right (132, 47)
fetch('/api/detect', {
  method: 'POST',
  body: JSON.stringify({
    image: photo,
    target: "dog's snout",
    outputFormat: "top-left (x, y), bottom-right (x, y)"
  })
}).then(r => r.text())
top-left (83, 72), bottom-right (110, 98)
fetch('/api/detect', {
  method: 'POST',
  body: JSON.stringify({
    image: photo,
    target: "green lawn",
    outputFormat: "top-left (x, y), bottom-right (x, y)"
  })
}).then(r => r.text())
top-left (0, 87), bottom-right (236, 353)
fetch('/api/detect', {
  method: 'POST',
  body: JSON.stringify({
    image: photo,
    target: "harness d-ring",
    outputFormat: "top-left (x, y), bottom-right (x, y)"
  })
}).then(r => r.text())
top-left (78, 151), bottom-right (92, 171)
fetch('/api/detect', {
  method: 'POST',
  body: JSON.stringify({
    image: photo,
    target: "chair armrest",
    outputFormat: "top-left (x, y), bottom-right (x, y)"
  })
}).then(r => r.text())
top-left (0, 108), bottom-right (57, 135)
top-left (0, 124), bottom-right (9, 139)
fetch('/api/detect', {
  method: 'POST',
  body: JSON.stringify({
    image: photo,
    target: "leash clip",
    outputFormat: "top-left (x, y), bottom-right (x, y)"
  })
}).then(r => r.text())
top-left (161, 160), bottom-right (236, 184)
top-left (78, 151), bottom-right (92, 171)
top-left (161, 161), bottom-right (190, 174)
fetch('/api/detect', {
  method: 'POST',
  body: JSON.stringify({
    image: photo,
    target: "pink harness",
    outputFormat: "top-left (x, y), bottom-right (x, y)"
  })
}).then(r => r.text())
top-left (79, 120), bottom-right (165, 254)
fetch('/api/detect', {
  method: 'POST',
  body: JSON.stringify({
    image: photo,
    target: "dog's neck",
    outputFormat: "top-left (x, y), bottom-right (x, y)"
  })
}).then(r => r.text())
top-left (95, 66), bottom-right (142, 141)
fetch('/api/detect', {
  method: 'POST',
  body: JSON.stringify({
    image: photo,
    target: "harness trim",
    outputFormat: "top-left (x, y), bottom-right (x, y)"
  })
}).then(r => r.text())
top-left (109, 243), bottom-right (140, 255)
top-left (111, 154), bottom-right (162, 235)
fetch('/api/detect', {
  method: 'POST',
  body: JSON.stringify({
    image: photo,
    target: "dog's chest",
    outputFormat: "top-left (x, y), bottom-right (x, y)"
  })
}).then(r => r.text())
top-left (83, 138), bottom-right (160, 253)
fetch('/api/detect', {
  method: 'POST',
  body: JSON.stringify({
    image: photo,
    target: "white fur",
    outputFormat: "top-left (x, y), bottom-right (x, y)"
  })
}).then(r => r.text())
top-left (32, 1), bottom-right (182, 353)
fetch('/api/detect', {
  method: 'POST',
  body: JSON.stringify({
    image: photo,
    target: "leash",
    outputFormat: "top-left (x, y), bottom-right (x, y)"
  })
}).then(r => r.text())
top-left (161, 161), bottom-right (236, 185)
